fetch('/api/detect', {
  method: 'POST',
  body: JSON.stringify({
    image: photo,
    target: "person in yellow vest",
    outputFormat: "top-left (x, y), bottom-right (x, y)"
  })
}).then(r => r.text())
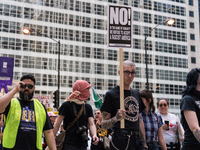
top-left (0, 74), bottom-right (56, 150)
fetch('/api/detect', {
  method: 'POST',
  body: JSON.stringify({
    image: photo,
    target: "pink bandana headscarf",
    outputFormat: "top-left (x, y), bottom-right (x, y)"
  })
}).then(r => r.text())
top-left (66, 80), bottom-right (91, 101)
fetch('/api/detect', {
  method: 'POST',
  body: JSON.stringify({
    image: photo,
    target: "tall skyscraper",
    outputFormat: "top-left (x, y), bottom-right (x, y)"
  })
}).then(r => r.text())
top-left (186, 0), bottom-right (200, 69)
top-left (0, 0), bottom-right (189, 114)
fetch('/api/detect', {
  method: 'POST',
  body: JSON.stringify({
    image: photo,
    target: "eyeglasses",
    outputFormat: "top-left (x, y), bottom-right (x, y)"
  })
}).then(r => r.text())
top-left (159, 103), bottom-right (167, 107)
top-left (124, 70), bottom-right (136, 77)
top-left (20, 84), bottom-right (34, 89)
top-left (94, 112), bottom-right (100, 115)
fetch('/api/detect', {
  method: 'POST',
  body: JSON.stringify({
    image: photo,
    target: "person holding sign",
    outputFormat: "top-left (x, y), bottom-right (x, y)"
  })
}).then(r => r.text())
top-left (0, 74), bottom-right (56, 150)
top-left (101, 60), bottom-right (147, 150)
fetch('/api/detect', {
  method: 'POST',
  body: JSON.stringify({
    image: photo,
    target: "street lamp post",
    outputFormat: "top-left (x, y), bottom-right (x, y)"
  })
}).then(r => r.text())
top-left (144, 19), bottom-right (175, 90)
top-left (23, 28), bottom-right (60, 108)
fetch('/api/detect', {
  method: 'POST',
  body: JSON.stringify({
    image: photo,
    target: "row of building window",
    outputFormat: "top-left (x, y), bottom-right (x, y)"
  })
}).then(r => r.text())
top-left (1, 51), bottom-right (188, 82)
top-left (155, 56), bottom-right (188, 68)
top-left (6, 0), bottom-right (186, 17)
top-left (0, 4), bottom-right (187, 31)
top-left (153, 2), bottom-right (186, 16)
top-left (155, 42), bottom-right (187, 55)
top-left (1, 42), bottom-right (188, 69)
top-left (0, 21), bottom-right (187, 52)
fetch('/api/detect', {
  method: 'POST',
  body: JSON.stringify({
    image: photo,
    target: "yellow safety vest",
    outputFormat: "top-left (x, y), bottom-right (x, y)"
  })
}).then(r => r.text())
top-left (3, 98), bottom-right (46, 150)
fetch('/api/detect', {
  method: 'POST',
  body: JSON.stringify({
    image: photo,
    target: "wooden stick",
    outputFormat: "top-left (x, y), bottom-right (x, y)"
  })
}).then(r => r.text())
top-left (119, 48), bottom-right (124, 128)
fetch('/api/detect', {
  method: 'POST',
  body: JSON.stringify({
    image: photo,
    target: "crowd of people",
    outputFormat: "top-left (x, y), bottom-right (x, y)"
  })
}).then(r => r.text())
top-left (0, 60), bottom-right (199, 150)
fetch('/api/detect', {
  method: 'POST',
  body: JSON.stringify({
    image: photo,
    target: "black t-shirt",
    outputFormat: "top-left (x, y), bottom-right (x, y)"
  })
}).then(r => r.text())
top-left (101, 85), bottom-right (145, 131)
top-left (180, 90), bottom-right (200, 146)
top-left (58, 101), bottom-right (93, 147)
top-left (3, 98), bottom-right (53, 150)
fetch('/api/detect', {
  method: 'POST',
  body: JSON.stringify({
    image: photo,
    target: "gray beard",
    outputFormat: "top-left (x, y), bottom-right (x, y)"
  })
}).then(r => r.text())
top-left (19, 90), bottom-right (34, 101)
top-left (23, 94), bottom-right (29, 101)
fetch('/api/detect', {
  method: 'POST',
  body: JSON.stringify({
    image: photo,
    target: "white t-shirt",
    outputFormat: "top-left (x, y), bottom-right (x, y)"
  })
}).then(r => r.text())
top-left (159, 113), bottom-right (183, 144)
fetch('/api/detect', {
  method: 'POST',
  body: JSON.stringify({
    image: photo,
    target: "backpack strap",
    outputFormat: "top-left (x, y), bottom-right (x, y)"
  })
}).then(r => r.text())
top-left (65, 104), bottom-right (84, 131)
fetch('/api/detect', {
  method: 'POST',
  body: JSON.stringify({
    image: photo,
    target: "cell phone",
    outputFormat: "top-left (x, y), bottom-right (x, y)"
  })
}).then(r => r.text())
top-left (165, 120), bottom-right (169, 130)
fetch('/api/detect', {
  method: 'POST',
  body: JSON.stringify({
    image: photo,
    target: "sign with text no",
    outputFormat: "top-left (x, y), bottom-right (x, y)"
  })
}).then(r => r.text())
top-left (108, 4), bottom-right (132, 48)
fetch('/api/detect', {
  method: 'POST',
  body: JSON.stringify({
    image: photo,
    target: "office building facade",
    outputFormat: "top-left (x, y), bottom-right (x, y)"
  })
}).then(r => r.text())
top-left (0, 0), bottom-right (189, 114)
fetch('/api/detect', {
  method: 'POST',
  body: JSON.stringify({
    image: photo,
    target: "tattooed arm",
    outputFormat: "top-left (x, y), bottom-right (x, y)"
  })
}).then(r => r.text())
top-left (184, 110), bottom-right (200, 142)
top-left (101, 109), bottom-right (126, 130)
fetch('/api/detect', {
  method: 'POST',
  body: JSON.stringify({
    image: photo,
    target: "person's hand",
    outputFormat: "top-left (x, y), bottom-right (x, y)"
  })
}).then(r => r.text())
top-left (162, 124), bottom-right (168, 130)
top-left (92, 135), bottom-right (99, 145)
top-left (180, 136), bottom-right (184, 142)
top-left (116, 109), bottom-right (126, 121)
top-left (14, 81), bottom-right (25, 93)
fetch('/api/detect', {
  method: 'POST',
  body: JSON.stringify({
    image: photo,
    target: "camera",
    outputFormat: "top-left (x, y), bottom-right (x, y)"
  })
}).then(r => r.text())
top-left (76, 125), bottom-right (88, 142)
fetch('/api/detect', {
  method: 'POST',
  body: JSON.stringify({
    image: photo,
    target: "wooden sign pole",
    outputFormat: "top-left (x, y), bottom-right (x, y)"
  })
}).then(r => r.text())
top-left (119, 48), bottom-right (124, 128)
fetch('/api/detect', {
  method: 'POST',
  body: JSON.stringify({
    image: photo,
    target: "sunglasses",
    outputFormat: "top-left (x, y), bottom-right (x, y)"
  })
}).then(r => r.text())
top-left (94, 112), bottom-right (100, 115)
top-left (159, 103), bottom-right (167, 107)
top-left (20, 84), bottom-right (34, 89)
top-left (123, 70), bottom-right (136, 77)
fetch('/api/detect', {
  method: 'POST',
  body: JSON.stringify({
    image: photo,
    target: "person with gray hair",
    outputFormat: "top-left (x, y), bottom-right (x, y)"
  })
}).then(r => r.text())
top-left (101, 60), bottom-right (147, 150)
top-left (180, 68), bottom-right (200, 150)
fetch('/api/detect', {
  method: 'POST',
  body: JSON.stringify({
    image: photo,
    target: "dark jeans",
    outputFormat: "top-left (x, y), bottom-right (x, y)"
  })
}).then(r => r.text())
top-left (110, 131), bottom-right (144, 150)
top-left (63, 143), bottom-right (87, 150)
top-left (147, 141), bottom-right (159, 150)
top-left (166, 142), bottom-right (179, 150)
top-left (91, 141), bottom-right (105, 150)
top-left (181, 145), bottom-right (200, 150)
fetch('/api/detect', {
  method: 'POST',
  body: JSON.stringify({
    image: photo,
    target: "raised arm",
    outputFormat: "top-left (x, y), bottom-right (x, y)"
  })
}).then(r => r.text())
top-left (101, 109), bottom-right (126, 130)
top-left (184, 110), bottom-right (200, 142)
top-left (0, 81), bottom-right (22, 113)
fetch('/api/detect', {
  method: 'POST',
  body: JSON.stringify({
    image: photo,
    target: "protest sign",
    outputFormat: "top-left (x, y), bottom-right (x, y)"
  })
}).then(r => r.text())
top-left (33, 95), bottom-right (51, 108)
top-left (108, 4), bottom-right (132, 48)
top-left (0, 57), bottom-right (14, 86)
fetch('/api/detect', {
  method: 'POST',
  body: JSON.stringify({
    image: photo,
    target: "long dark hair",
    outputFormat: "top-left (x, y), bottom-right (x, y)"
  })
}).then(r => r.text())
top-left (182, 68), bottom-right (200, 97)
top-left (140, 89), bottom-right (155, 112)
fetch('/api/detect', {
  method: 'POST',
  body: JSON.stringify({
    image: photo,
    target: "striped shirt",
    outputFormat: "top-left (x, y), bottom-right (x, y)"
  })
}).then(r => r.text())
top-left (141, 110), bottom-right (163, 143)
